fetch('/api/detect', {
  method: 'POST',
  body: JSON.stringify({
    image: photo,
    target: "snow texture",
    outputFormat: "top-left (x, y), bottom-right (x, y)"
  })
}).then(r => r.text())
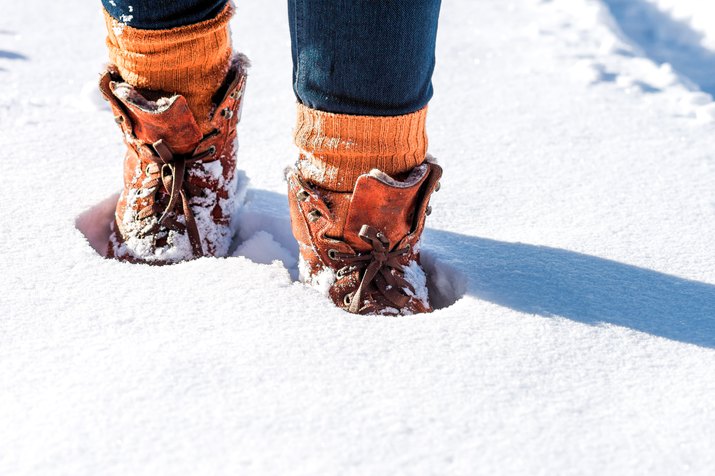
top-left (2, 0), bottom-right (715, 474)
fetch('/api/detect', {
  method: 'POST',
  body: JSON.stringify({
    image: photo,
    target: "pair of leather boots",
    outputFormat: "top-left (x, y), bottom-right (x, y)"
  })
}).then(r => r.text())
top-left (99, 55), bottom-right (442, 315)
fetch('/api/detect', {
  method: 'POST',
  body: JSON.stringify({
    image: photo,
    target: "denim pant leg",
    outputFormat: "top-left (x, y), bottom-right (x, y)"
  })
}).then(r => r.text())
top-left (102, 0), bottom-right (227, 29)
top-left (289, 0), bottom-right (442, 116)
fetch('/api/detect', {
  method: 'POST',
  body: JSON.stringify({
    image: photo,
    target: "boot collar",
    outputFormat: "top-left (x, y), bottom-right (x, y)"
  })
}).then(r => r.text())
top-left (343, 163), bottom-right (432, 251)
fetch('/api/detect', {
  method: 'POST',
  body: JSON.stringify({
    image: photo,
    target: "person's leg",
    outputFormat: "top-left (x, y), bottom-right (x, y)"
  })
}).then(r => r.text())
top-left (289, 0), bottom-right (440, 116)
top-left (103, 0), bottom-right (234, 134)
top-left (99, 0), bottom-right (249, 263)
top-left (286, 0), bottom-right (443, 314)
top-left (288, 0), bottom-right (440, 191)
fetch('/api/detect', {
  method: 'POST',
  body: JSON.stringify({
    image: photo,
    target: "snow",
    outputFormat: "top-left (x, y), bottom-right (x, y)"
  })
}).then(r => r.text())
top-left (299, 254), bottom-right (336, 298)
top-left (233, 230), bottom-right (296, 270)
top-left (403, 259), bottom-right (430, 310)
top-left (2, 0), bottom-right (715, 474)
top-left (295, 150), bottom-right (338, 184)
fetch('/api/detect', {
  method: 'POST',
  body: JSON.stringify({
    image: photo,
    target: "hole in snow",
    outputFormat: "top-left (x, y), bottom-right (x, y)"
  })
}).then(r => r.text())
top-left (421, 248), bottom-right (467, 310)
top-left (75, 192), bottom-right (117, 257)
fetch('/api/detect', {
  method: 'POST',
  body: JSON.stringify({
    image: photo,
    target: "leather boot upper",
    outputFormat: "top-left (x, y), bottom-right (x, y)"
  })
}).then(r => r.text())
top-left (100, 54), bottom-right (248, 263)
top-left (287, 160), bottom-right (442, 314)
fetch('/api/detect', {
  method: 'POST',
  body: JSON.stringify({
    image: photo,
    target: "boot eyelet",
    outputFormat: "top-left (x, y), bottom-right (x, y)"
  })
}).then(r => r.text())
top-left (221, 108), bottom-right (233, 119)
top-left (114, 115), bottom-right (124, 124)
top-left (145, 164), bottom-right (152, 175)
top-left (208, 145), bottom-right (217, 156)
top-left (435, 181), bottom-right (441, 192)
top-left (425, 205), bottom-right (432, 216)
top-left (296, 189), bottom-right (310, 201)
top-left (328, 249), bottom-right (339, 260)
top-left (307, 210), bottom-right (322, 222)
top-left (230, 90), bottom-right (241, 100)
top-left (404, 243), bottom-right (411, 252)
top-left (343, 293), bottom-right (353, 306)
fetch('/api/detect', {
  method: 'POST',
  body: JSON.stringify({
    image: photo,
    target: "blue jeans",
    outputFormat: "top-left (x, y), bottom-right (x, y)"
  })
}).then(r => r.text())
top-left (102, 0), bottom-right (227, 30)
top-left (102, 0), bottom-right (441, 116)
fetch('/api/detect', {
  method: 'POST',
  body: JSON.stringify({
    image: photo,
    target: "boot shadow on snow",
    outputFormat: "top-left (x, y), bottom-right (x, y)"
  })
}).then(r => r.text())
top-left (424, 228), bottom-right (715, 349)
top-left (76, 189), bottom-right (715, 347)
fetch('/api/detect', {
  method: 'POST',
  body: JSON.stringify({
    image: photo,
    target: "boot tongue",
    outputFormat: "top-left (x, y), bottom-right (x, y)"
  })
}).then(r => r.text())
top-left (111, 82), bottom-right (202, 155)
top-left (343, 164), bottom-right (430, 252)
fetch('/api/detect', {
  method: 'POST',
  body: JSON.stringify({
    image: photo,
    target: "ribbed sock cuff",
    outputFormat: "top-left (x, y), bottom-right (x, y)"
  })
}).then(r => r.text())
top-left (294, 104), bottom-right (428, 192)
top-left (104, 3), bottom-right (233, 134)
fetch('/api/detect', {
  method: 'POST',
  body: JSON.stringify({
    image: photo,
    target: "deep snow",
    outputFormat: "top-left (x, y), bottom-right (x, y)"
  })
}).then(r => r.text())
top-left (1, 0), bottom-right (715, 474)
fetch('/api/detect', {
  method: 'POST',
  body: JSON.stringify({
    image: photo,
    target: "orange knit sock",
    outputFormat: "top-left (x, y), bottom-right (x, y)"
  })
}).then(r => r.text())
top-left (104, 4), bottom-right (233, 134)
top-left (294, 104), bottom-right (428, 192)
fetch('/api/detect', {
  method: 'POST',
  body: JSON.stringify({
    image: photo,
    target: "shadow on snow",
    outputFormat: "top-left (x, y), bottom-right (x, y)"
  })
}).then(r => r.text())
top-left (0, 50), bottom-right (28, 61)
top-left (603, 0), bottom-right (715, 96)
top-left (426, 228), bottom-right (715, 349)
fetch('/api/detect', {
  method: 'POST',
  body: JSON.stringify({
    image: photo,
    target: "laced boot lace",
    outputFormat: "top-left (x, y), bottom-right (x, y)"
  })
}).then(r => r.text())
top-left (330, 225), bottom-right (414, 313)
top-left (135, 135), bottom-right (218, 256)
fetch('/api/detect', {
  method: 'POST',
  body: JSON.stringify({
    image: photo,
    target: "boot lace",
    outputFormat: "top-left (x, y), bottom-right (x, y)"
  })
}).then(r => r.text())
top-left (136, 136), bottom-right (217, 257)
top-left (330, 225), bottom-right (415, 313)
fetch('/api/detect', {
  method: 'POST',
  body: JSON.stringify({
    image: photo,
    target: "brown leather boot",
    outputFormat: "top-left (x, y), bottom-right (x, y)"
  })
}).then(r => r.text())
top-left (99, 55), bottom-right (248, 263)
top-left (287, 159), bottom-right (442, 315)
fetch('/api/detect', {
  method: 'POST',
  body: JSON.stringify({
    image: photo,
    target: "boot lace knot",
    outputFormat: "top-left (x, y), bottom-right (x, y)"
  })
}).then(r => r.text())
top-left (137, 137), bottom-right (217, 256)
top-left (332, 225), bottom-right (414, 313)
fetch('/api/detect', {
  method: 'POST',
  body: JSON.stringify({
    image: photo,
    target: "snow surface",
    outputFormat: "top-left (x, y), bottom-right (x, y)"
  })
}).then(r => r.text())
top-left (2, 0), bottom-right (715, 474)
